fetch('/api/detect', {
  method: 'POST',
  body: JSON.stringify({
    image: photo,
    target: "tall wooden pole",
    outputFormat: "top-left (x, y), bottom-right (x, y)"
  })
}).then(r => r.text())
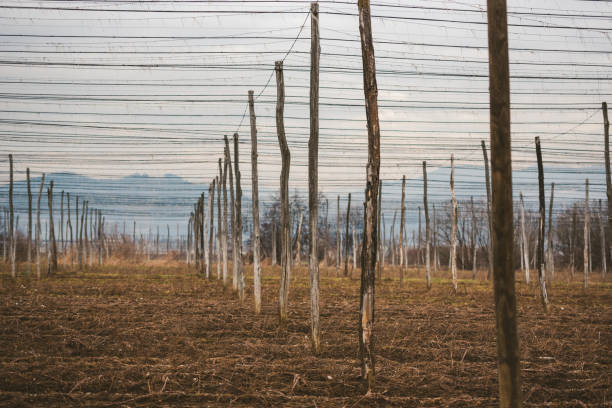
top-left (60, 191), bottom-right (64, 255)
top-left (68, 193), bottom-right (73, 268)
top-left (221, 157), bottom-right (229, 286)
top-left (233, 133), bottom-right (244, 300)
top-left (308, 1), bottom-right (321, 354)
top-left (249, 90), bottom-right (262, 313)
top-left (488, 0), bottom-right (521, 405)
top-left (547, 183), bottom-right (555, 280)
top-left (336, 195), bottom-right (340, 274)
top-left (535, 136), bottom-right (549, 309)
top-left (8, 154), bottom-right (15, 277)
top-left (27, 168), bottom-right (32, 274)
top-left (358, 0), bottom-right (380, 390)
top-left (423, 162), bottom-right (431, 289)
top-left (344, 193), bottom-right (351, 277)
top-left (450, 155), bottom-right (458, 292)
top-left (470, 196), bottom-right (478, 280)
top-left (224, 135), bottom-right (236, 290)
top-left (584, 179), bottom-right (590, 289)
top-left (377, 181), bottom-right (382, 279)
top-left (599, 199), bottom-right (606, 279)
top-left (399, 175), bottom-right (406, 284)
top-left (603, 102), bottom-right (610, 277)
top-left (47, 181), bottom-right (58, 274)
top-left (217, 166), bottom-right (222, 280)
top-left (520, 193), bottom-right (530, 284)
top-left (481, 140), bottom-right (493, 280)
top-left (276, 60), bottom-right (291, 324)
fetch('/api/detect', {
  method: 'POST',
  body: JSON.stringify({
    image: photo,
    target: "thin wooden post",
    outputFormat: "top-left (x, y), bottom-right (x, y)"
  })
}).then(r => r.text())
top-left (584, 179), bottom-right (590, 289)
top-left (344, 193), bottom-right (351, 276)
top-left (599, 199), bottom-right (607, 279)
top-left (8, 154), bottom-right (15, 277)
top-left (249, 90), bottom-right (262, 313)
top-left (450, 155), bottom-right (458, 293)
top-left (221, 157), bottom-right (229, 286)
top-left (481, 140), bottom-right (493, 280)
top-left (520, 193), bottom-right (530, 284)
top-left (295, 210), bottom-right (303, 265)
top-left (276, 60), bottom-right (291, 324)
top-left (488, 0), bottom-right (521, 403)
top-left (60, 190), bottom-right (64, 255)
top-left (224, 135), bottom-right (236, 290)
top-left (324, 198), bottom-right (329, 271)
top-left (603, 102), bottom-right (610, 274)
top-left (68, 193), bottom-right (73, 268)
top-left (377, 180), bottom-right (382, 279)
top-left (336, 195), bottom-right (340, 274)
top-left (433, 204), bottom-right (438, 273)
top-left (470, 196), bottom-right (477, 280)
top-left (217, 168), bottom-right (222, 280)
top-left (399, 175), bottom-right (406, 284)
top-left (535, 136), bottom-right (549, 308)
top-left (233, 133), bottom-right (244, 300)
top-left (308, 2), bottom-right (320, 350)
top-left (47, 181), bottom-right (58, 274)
top-left (423, 162), bottom-right (431, 288)
top-left (27, 168), bottom-right (32, 274)
top-left (75, 195), bottom-right (79, 266)
top-left (547, 183), bottom-right (555, 280)
top-left (570, 205), bottom-right (577, 279)
top-left (358, 0), bottom-right (380, 390)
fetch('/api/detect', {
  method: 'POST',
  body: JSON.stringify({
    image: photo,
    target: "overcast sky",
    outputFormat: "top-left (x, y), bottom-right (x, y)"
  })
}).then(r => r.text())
top-left (0, 0), bottom-right (610, 229)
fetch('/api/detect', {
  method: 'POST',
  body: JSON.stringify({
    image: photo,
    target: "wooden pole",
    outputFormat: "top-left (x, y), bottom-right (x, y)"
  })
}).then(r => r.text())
top-left (75, 195), bottom-right (79, 266)
top-left (8, 154), bottom-right (15, 277)
top-left (450, 155), bottom-right (458, 293)
top-left (547, 183), bottom-right (555, 281)
top-left (603, 102), bottom-right (610, 278)
top-left (67, 192), bottom-right (73, 268)
top-left (324, 198), bottom-right (329, 271)
top-left (358, 0), bottom-right (380, 390)
top-left (599, 199), bottom-right (607, 279)
top-left (344, 193), bottom-right (351, 277)
top-left (470, 196), bottom-right (477, 280)
top-left (60, 190), bottom-right (64, 255)
top-left (488, 0), bottom-right (521, 403)
top-left (481, 140), bottom-right (493, 280)
top-left (377, 180), bottom-right (382, 279)
top-left (535, 136), bottom-right (549, 308)
top-left (520, 193), bottom-right (530, 284)
top-left (224, 135), bottom-right (236, 290)
top-left (570, 205), bottom-right (577, 279)
top-left (27, 168), bottom-right (32, 274)
top-left (233, 133), bottom-right (244, 300)
top-left (221, 157), bottom-right (229, 286)
top-left (217, 168), bottom-right (222, 280)
top-left (399, 175), bottom-right (406, 284)
top-left (423, 162), bottom-right (431, 288)
top-left (47, 181), bottom-right (58, 274)
top-left (584, 179), bottom-right (590, 289)
top-left (249, 90), bottom-right (262, 313)
top-left (308, 1), bottom-right (321, 351)
top-left (336, 195), bottom-right (340, 274)
top-left (433, 204), bottom-right (438, 273)
top-left (276, 60), bottom-right (292, 324)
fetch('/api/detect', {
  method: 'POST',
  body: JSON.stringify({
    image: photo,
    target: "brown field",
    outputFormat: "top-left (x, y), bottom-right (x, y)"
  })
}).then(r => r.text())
top-left (0, 262), bottom-right (609, 407)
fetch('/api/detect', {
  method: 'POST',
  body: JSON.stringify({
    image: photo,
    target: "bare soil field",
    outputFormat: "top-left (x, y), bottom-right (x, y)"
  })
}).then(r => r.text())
top-left (0, 263), bottom-right (609, 407)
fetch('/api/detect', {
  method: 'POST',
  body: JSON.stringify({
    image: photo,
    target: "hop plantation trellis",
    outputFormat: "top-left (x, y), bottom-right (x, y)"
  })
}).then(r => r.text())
top-left (1, 0), bottom-right (611, 405)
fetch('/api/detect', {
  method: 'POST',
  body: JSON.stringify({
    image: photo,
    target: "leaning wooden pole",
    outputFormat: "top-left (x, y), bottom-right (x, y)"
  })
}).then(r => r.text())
top-left (9, 154), bottom-right (15, 277)
top-left (488, 0), bottom-right (521, 404)
top-left (481, 140), bottom-right (493, 280)
top-left (547, 183), bottom-right (555, 280)
top-left (519, 193), bottom-right (530, 284)
top-left (535, 136), bottom-right (549, 309)
top-left (276, 60), bottom-right (292, 324)
top-left (233, 133), bottom-right (244, 300)
top-left (358, 0), bottom-right (380, 390)
top-left (423, 161), bottom-right (431, 289)
top-left (308, 1), bottom-right (321, 354)
top-left (248, 90), bottom-right (262, 313)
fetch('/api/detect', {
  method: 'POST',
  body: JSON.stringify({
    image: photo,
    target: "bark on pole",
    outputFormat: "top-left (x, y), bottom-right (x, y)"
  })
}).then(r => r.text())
top-left (344, 193), bottom-right (351, 277)
top-left (423, 162), bottom-right (431, 289)
top-left (60, 191), bottom-right (64, 255)
top-left (224, 136), bottom-right (236, 290)
top-left (295, 211), bottom-right (303, 265)
top-left (535, 136), bottom-right (549, 308)
top-left (249, 90), bottom-right (263, 313)
top-left (47, 181), bottom-right (58, 274)
top-left (75, 196), bottom-right (79, 266)
top-left (520, 193), bottom-right (530, 284)
top-left (233, 133), bottom-right (244, 300)
top-left (27, 168), bottom-right (32, 274)
top-left (358, 0), bottom-right (380, 390)
top-left (67, 192), bottom-right (73, 268)
top-left (603, 102), bottom-right (610, 272)
top-left (584, 179), bottom-right (590, 289)
top-left (216, 168), bottom-right (222, 280)
top-left (570, 205), bottom-right (576, 279)
top-left (377, 181), bottom-right (382, 279)
top-left (324, 198), bottom-right (329, 271)
top-left (272, 222), bottom-right (277, 266)
top-left (481, 140), bottom-right (493, 280)
top-left (450, 155), bottom-right (458, 293)
top-left (336, 195), bottom-right (340, 274)
top-left (399, 175), bottom-right (406, 284)
top-left (470, 196), bottom-right (477, 280)
top-left (221, 157), bottom-right (229, 286)
top-left (547, 183), bottom-right (555, 280)
top-left (9, 154), bottom-right (15, 277)
top-left (352, 222), bottom-right (357, 272)
top-left (433, 204), bottom-right (438, 273)
top-left (2, 208), bottom-right (6, 262)
top-left (308, 2), bottom-right (321, 351)
top-left (276, 60), bottom-right (292, 324)
top-left (488, 0), bottom-right (521, 403)
top-left (599, 199), bottom-right (607, 279)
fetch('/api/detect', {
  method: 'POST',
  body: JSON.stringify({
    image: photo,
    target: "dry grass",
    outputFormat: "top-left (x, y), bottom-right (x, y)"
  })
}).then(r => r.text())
top-left (0, 261), bottom-right (609, 407)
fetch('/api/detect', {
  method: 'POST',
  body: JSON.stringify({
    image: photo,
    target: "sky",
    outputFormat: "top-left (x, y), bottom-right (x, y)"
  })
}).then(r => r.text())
top-left (0, 0), bottom-right (610, 233)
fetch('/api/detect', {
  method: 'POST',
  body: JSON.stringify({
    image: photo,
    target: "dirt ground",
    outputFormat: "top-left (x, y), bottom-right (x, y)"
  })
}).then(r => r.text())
top-left (0, 262), bottom-right (609, 407)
